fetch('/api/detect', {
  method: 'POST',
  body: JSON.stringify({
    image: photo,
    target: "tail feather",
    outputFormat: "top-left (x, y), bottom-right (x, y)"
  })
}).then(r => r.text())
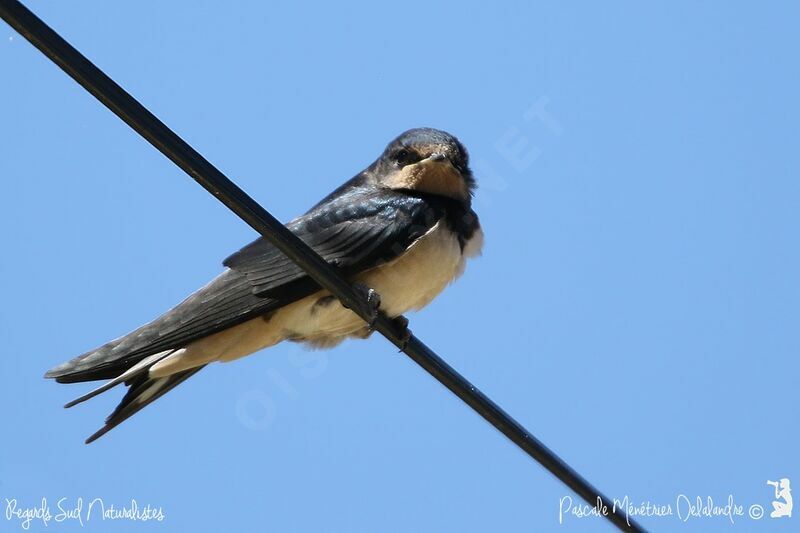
top-left (84, 365), bottom-right (205, 444)
top-left (51, 346), bottom-right (205, 443)
top-left (63, 350), bottom-right (175, 408)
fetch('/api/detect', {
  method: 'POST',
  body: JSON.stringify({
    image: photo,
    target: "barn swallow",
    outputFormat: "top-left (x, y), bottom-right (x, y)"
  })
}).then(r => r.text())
top-left (45, 127), bottom-right (483, 443)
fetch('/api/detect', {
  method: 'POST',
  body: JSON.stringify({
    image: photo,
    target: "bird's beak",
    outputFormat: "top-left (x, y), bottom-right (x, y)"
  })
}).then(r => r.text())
top-left (428, 152), bottom-right (448, 163)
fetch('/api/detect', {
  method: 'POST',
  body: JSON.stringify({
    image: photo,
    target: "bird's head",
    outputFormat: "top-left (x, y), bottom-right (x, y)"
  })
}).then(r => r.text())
top-left (372, 128), bottom-right (475, 203)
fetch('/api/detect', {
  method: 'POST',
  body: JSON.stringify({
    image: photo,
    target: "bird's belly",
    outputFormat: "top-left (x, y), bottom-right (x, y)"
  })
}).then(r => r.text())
top-left (358, 220), bottom-right (468, 315)
top-left (270, 221), bottom-right (468, 345)
top-left (224, 221), bottom-right (476, 355)
top-left (154, 221), bottom-right (481, 374)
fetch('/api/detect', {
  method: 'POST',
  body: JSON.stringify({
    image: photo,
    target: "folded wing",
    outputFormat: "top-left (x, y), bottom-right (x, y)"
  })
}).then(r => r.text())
top-left (46, 187), bottom-right (444, 384)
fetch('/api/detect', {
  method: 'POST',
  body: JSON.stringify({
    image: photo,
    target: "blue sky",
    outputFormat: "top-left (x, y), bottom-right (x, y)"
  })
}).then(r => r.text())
top-left (1, 1), bottom-right (798, 531)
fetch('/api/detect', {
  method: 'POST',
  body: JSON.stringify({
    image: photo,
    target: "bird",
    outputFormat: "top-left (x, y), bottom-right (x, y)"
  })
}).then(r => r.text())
top-left (45, 127), bottom-right (484, 443)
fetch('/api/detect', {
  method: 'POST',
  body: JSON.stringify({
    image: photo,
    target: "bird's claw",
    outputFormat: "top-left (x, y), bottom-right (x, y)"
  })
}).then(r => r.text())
top-left (348, 284), bottom-right (410, 348)
top-left (391, 315), bottom-right (411, 350)
top-left (349, 282), bottom-right (381, 327)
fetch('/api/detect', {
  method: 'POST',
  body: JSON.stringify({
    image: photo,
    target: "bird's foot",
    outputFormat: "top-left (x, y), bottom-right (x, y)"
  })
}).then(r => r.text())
top-left (349, 282), bottom-right (382, 327)
top-left (391, 315), bottom-right (412, 350)
top-left (347, 284), bottom-right (410, 348)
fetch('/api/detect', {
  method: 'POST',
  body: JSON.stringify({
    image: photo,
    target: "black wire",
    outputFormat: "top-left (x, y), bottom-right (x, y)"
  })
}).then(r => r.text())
top-left (0, 1), bottom-right (645, 531)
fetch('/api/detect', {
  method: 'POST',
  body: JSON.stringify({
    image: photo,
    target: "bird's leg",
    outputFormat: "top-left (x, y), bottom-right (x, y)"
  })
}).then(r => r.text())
top-left (348, 282), bottom-right (382, 327)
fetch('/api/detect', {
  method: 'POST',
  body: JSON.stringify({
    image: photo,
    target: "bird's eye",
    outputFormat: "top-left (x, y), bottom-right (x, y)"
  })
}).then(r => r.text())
top-left (394, 149), bottom-right (411, 166)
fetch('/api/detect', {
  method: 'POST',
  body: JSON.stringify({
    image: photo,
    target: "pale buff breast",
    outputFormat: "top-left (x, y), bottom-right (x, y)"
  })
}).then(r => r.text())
top-left (149, 221), bottom-right (483, 377)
